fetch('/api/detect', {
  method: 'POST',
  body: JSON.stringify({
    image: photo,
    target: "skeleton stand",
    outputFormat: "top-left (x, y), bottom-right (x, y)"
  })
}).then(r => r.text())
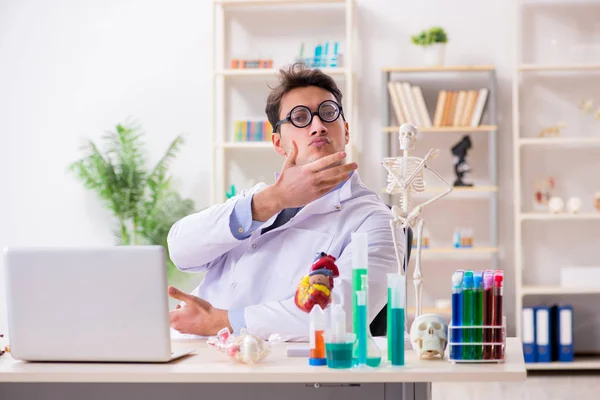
top-left (382, 123), bottom-right (453, 319)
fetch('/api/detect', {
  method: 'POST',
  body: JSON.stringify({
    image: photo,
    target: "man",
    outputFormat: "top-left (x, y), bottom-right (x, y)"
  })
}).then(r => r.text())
top-left (167, 63), bottom-right (403, 341)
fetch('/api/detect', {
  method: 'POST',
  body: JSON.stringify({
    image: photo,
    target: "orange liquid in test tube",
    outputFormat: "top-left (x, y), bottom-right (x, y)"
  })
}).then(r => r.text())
top-left (310, 330), bottom-right (325, 359)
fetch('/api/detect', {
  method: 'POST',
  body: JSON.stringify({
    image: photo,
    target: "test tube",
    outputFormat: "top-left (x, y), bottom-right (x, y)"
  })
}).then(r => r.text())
top-left (387, 273), bottom-right (405, 366)
top-left (356, 289), bottom-right (367, 366)
top-left (331, 303), bottom-right (346, 343)
top-left (492, 270), bottom-right (504, 360)
top-left (309, 305), bottom-right (326, 366)
top-left (473, 270), bottom-right (484, 360)
top-left (483, 270), bottom-right (494, 359)
top-left (462, 271), bottom-right (475, 360)
top-left (451, 270), bottom-right (464, 360)
top-left (351, 232), bottom-right (368, 338)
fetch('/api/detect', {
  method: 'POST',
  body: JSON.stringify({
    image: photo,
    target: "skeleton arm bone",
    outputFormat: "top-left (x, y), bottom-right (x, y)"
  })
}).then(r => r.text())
top-left (389, 216), bottom-right (409, 276)
top-left (420, 164), bottom-right (453, 208)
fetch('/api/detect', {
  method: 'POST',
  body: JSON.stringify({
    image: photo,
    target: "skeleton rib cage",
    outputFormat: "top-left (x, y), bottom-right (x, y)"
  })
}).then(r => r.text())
top-left (383, 156), bottom-right (426, 211)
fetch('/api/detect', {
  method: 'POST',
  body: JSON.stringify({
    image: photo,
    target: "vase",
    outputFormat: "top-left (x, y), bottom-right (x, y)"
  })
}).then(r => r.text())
top-left (422, 43), bottom-right (446, 66)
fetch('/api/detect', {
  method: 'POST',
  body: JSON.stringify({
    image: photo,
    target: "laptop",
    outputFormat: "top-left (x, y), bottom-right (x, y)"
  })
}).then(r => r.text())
top-left (3, 245), bottom-right (194, 362)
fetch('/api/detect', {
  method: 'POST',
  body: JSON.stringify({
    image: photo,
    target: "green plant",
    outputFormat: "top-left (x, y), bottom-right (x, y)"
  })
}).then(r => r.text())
top-left (411, 26), bottom-right (448, 47)
top-left (68, 121), bottom-right (195, 282)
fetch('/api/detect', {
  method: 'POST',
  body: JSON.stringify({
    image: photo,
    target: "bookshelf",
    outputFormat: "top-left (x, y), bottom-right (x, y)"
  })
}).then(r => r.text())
top-left (211, 0), bottom-right (357, 204)
top-left (216, 67), bottom-right (349, 77)
top-left (381, 66), bottom-right (499, 265)
top-left (513, 0), bottom-right (600, 370)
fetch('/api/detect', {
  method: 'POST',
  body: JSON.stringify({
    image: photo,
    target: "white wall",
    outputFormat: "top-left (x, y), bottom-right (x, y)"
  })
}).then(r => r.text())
top-left (1, 0), bottom-right (599, 353)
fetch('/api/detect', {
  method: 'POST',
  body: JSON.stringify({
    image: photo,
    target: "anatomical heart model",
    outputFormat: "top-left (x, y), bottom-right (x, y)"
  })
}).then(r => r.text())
top-left (294, 252), bottom-right (340, 313)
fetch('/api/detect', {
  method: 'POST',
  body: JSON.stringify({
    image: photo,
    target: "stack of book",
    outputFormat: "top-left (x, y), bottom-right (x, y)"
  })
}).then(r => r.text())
top-left (387, 81), bottom-right (490, 128)
top-left (234, 120), bottom-right (273, 142)
top-left (522, 305), bottom-right (574, 363)
top-left (432, 89), bottom-right (489, 128)
top-left (387, 81), bottom-right (432, 127)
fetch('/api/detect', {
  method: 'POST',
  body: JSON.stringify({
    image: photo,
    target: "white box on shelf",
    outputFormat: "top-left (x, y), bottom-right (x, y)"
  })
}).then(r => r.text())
top-left (560, 267), bottom-right (600, 288)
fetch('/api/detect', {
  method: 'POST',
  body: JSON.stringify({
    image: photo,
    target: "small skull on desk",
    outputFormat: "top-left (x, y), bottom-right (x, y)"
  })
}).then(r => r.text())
top-left (410, 314), bottom-right (448, 360)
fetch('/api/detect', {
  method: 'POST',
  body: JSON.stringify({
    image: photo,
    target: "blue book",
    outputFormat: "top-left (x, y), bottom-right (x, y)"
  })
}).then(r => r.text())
top-left (522, 307), bottom-right (537, 363)
top-left (535, 306), bottom-right (552, 362)
top-left (557, 305), bottom-right (574, 362)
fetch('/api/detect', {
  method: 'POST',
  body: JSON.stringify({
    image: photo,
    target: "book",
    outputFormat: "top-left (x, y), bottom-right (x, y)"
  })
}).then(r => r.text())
top-left (387, 81), bottom-right (406, 125)
top-left (412, 85), bottom-right (432, 127)
top-left (453, 90), bottom-right (467, 127)
top-left (433, 90), bottom-right (447, 127)
top-left (535, 306), bottom-right (552, 362)
top-left (557, 305), bottom-right (574, 362)
top-left (402, 82), bottom-right (422, 127)
top-left (441, 91), bottom-right (453, 126)
top-left (395, 82), bottom-right (414, 125)
top-left (470, 88), bottom-right (489, 127)
top-left (461, 90), bottom-right (478, 127)
top-left (522, 307), bottom-right (537, 363)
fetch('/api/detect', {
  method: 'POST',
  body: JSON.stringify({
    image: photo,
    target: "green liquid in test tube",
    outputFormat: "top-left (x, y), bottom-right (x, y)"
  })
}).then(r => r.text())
top-left (462, 271), bottom-right (475, 360)
top-left (351, 232), bottom-right (368, 336)
top-left (387, 273), bottom-right (405, 366)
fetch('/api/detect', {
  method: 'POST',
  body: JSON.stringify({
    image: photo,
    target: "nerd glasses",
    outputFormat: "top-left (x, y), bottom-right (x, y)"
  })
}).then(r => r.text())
top-left (273, 100), bottom-right (345, 133)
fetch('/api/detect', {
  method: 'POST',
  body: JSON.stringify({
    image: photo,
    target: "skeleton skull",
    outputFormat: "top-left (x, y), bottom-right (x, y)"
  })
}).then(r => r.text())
top-left (399, 123), bottom-right (419, 151)
top-left (410, 313), bottom-right (448, 360)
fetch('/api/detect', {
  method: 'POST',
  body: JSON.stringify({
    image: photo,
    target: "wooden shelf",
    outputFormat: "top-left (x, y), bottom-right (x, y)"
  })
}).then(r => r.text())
top-left (520, 136), bottom-right (600, 146)
top-left (383, 125), bottom-right (497, 133)
top-left (221, 142), bottom-right (272, 149)
top-left (382, 65), bottom-right (495, 73)
top-left (521, 285), bottom-right (600, 295)
top-left (215, 0), bottom-right (347, 6)
top-left (216, 68), bottom-right (348, 77)
top-left (422, 247), bottom-right (498, 254)
top-left (518, 64), bottom-right (600, 72)
top-left (520, 212), bottom-right (600, 221)
top-left (526, 356), bottom-right (600, 371)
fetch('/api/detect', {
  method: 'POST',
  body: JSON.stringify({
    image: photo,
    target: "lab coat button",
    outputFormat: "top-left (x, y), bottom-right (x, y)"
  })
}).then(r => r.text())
top-left (335, 205), bottom-right (341, 210)
top-left (252, 244), bottom-right (257, 249)
top-left (231, 282), bottom-right (237, 288)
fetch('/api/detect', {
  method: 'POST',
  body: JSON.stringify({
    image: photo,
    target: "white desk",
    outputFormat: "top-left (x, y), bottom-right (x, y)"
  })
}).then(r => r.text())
top-left (0, 338), bottom-right (526, 400)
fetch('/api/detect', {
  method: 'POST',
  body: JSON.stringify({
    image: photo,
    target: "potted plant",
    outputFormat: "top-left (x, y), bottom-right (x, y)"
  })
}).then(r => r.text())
top-left (411, 26), bottom-right (448, 66)
top-left (68, 121), bottom-right (196, 284)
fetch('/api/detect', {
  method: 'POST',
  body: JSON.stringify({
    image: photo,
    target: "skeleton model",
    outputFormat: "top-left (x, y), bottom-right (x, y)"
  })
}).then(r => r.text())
top-left (382, 123), bottom-right (453, 319)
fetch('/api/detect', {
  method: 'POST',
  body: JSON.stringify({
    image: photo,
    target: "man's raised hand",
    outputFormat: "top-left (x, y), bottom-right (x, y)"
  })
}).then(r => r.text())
top-left (272, 141), bottom-right (357, 209)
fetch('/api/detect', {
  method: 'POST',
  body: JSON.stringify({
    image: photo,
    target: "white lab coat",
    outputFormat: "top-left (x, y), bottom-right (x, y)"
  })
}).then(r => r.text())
top-left (167, 172), bottom-right (404, 341)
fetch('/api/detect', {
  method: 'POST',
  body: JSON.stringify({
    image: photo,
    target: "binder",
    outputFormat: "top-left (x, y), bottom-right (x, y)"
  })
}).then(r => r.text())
top-left (535, 307), bottom-right (552, 362)
top-left (557, 305), bottom-right (574, 362)
top-left (522, 307), bottom-right (537, 363)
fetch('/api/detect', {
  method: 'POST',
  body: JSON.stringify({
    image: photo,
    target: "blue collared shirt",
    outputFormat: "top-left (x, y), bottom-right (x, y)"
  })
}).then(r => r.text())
top-left (227, 174), bottom-right (351, 333)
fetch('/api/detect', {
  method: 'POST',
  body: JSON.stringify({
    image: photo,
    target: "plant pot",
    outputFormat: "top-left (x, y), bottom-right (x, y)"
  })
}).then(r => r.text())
top-left (422, 43), bottom-right (446, 66)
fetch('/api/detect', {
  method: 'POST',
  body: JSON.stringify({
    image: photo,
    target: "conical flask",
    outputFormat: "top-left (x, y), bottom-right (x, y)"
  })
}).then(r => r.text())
top-left (352, 274), bottom-right (381, 367)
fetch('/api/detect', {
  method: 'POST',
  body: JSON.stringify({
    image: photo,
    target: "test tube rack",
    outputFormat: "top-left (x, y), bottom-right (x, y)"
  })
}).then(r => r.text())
top-left (447, 316), bottom-right (506, 364)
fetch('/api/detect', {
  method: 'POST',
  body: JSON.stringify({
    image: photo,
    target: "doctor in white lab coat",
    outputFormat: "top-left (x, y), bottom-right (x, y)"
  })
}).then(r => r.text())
top-left (167, 64), bottom-right (404, 341)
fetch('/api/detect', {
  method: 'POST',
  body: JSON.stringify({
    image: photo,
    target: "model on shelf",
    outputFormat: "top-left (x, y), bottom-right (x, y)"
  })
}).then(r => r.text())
top-left (451, 135), bottom-right (473, 187)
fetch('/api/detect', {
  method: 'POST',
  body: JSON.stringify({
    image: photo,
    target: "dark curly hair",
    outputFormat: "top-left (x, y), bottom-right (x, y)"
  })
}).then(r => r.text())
top-left (265, 63), bottom-right (343, 133)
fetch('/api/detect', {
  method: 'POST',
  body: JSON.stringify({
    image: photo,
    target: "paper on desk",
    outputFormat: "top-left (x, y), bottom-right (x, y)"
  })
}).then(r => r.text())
top-left (170, 328), bottom-right (208, 340)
